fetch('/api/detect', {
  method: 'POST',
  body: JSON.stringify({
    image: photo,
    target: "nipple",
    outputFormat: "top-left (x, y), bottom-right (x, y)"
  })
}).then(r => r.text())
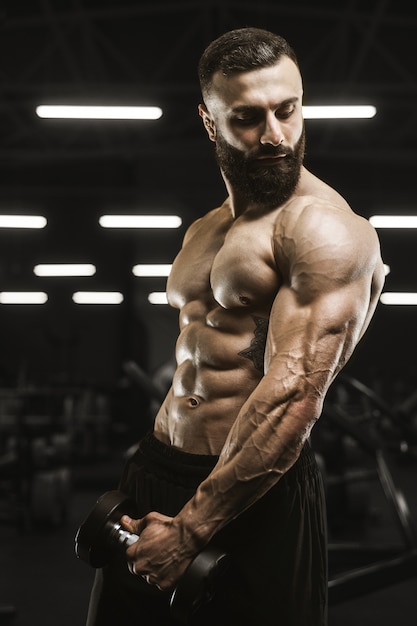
top-left (239, 296), bottom-right (251, 306)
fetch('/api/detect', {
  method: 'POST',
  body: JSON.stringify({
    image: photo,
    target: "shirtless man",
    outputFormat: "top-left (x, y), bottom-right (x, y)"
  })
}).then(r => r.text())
top-left (86, 27), bottom-right (384, 626)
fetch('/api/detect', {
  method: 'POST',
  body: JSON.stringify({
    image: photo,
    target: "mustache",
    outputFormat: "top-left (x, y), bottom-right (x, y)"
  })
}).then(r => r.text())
top-left (247, 145), bottom-right (290, 160)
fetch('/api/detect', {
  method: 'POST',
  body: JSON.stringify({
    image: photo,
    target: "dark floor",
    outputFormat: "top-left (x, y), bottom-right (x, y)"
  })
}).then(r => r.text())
top-left (1, 444), bottom-right (417, 626)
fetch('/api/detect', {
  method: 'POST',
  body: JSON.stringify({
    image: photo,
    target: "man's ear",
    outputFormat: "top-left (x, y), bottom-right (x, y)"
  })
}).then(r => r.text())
top-left (198, 103), bottom-right (216, 142)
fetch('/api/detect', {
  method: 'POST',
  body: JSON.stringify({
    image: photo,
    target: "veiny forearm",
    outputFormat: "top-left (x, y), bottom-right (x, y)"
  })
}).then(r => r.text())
top-left (175, 374), bottom-right (323, 549)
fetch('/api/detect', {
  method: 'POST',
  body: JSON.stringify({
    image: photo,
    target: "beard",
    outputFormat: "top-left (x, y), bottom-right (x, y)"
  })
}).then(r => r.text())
top-left (215, 127), bottom-right (305, 210)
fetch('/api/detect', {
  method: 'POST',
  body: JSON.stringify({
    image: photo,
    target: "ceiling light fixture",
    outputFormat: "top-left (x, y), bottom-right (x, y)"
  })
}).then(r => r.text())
top-left (303, 105), bottom-right (376, 119)
top-left (132, 264), bottom-right (172, 277)
top-left (148, 292), bottom-right (168, 305)
top-left (370, 216), bottom-right (417, 228)
top-left (72, 291), bottom-right (124, 305)
top-left (0, 292), bottom-right (48, 304)
top-left (36, 105), bottom-right (163, 120)
top-left (0, 215), bottom-right (47, 228)
top-left (35, 105), bottom-right (374, 121)
top-left (99, 215), bottom-right (182, 229)
top-left (380, 292), bottom-right (417, 305)
top-left (34, 263), bottom-right (96, 277)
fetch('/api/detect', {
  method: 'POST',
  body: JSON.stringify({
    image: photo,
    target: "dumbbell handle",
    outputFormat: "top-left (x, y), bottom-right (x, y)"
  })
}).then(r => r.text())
top-left (107, 521), bottom-right (139, 550)
top-left (107, 518), bottom-right (229, 623)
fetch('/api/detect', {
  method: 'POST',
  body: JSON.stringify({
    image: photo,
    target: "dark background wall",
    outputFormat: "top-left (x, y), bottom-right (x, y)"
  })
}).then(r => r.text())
top-left (1, 1), bottom-right (416, 398)
top-left (1, 6), bottom-right (417, 625)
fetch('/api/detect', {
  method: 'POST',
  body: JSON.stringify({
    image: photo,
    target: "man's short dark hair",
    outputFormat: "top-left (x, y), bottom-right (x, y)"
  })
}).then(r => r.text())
top-left (198, 27), bottom-right (299, 101)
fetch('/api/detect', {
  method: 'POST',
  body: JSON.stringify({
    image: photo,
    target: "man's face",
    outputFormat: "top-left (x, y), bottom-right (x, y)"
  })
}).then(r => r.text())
top-left (201, 58), bottom-right (305, 208)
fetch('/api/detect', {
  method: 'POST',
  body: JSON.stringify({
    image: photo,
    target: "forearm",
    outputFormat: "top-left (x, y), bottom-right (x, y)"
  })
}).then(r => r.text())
top-left (175, 386), bottom-right (321, 548)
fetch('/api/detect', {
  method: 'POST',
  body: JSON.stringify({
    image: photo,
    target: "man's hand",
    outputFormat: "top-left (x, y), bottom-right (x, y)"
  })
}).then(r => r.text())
top-left (121, 512), bottom-right (195, 591)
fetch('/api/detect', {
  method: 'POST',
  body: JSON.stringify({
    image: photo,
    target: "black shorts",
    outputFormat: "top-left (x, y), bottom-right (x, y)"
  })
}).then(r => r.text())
top-left (86, 432), bottom-right (328, 626)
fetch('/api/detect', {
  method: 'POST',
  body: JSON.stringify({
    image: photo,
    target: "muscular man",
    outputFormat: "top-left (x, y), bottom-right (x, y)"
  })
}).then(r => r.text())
top-left (86, 27), bottom-right (384, 626)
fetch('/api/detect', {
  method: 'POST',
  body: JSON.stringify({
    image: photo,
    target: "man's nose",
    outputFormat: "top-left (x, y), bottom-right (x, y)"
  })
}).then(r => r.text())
top-left (260, 114), bottom-right (284, 146)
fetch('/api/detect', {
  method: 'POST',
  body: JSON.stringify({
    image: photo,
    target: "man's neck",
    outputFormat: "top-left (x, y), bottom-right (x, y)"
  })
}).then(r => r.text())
top-left (222, 167), bottom-right (308, 219)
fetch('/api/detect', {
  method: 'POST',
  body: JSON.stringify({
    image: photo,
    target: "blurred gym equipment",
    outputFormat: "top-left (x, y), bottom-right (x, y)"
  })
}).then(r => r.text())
top-left (316, 376), bottom-right (417, 603)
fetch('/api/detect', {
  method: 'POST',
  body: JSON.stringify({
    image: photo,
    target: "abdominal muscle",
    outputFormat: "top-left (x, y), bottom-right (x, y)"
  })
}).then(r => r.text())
top-left (153, 304), bottom-right (264, 455)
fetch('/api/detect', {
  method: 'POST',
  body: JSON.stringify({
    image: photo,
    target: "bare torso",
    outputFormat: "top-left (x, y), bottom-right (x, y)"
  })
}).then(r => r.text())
top-left (153, 168), bottom-right (383, 454)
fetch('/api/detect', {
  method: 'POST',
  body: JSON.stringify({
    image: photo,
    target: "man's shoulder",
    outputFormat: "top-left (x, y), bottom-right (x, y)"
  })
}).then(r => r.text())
top-left (274, 190), bottom-right (380, 265)
top-left (278, 186), bottom-right (368, 238)
top-left (181, 202), bottom-right (232, 247)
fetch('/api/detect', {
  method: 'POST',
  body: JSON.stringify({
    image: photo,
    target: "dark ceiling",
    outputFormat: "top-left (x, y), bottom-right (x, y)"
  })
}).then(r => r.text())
top-left (0, 1), bottom-right (416, 387)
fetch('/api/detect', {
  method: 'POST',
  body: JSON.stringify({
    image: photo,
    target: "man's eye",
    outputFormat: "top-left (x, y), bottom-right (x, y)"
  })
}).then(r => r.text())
top-left (234, 116), bottom-right (258, 126)
top-left (278, 106), bottom-right (295, 119)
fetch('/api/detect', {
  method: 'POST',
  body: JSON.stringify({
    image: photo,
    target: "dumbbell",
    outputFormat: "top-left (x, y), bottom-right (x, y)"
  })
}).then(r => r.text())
top-left (75, 490), bottom-right (230, 624)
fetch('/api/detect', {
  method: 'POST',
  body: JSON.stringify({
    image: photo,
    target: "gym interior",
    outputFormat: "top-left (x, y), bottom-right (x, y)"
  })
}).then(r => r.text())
top-left (1, 3), bottom-right (417, 625)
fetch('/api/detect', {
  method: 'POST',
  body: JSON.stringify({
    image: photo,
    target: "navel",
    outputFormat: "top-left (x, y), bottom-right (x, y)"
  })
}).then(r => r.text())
top-left (187, 396), bottom-right (200, 408)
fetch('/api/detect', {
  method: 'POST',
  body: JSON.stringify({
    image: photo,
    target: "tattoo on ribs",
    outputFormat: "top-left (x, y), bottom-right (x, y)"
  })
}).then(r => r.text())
top-left (238, 316), bottom-right (268, 372)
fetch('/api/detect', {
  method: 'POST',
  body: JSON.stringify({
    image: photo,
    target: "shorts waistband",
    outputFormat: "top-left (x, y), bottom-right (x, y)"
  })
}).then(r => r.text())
top-left (135, 432), bottom-right (316, 481)
top-left (133, 432), bottom-right (219, 487)
top-left (140, 431), bottom-right (219, 466)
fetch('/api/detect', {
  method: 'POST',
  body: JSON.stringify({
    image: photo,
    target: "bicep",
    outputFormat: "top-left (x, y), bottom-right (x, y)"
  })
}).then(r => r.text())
top-left (267, 210), bottom-right (382, 386)
top-left (264, 276), bottom-right (372, 391)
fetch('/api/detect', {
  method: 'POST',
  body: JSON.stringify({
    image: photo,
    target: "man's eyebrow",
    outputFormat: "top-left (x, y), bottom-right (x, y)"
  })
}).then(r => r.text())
top-left (231, 97), bottom-right (299, 114)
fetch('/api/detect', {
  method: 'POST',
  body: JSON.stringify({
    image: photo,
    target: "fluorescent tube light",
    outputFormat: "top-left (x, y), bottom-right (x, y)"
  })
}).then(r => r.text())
top-left (148, 292), bottom-right (168, 305)
top-left (0, 292), bottom-right (48, 304)
top-left (34, 264), bottom-right (96, 277)
top-left (37, 105), bottom-right (373, 121)
top-left (99, 215), bottom-right (182, 229)
top-left (303, 105), bottom-right (376, 119)
top-left (369, 216), bottom-right (417, 228)
top-left (72, 291), bottom-right (124, 304)
top-left (0, 215), bottom-right (47, 228)
top-left (36, 105), bottom-right (163, 120)
top-left (380, 292), bottom-right (417, 305)
top-left (133, 264), bottom-right (172, 277)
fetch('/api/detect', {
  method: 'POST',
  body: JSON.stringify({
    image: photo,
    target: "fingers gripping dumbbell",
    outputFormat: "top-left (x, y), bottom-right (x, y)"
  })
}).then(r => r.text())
top-left (75, 490), bottom-right (229, 624)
